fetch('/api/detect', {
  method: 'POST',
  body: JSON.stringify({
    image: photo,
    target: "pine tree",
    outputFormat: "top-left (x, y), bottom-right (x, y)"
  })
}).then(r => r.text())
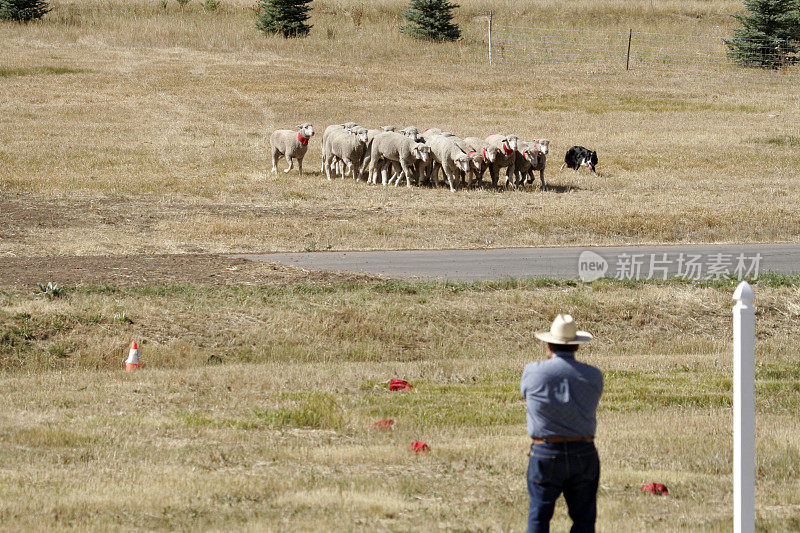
top-left (725, 0), bottom-right (800, 68)
top-left (256, 0), bottom-right (312, 38)
top-left (401, 0), bottom-right (461, 42)
top-left (0, 0), bottom-right (51, 22)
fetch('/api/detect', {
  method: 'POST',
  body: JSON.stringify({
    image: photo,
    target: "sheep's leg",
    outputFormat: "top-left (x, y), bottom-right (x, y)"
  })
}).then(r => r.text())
top-left (392, 162), bottom-right (404, 186)
top-left (472, 166), bottom-right (485, 187)
top-left (430, 163), bottom-right (440, 188)
top-left (506, 161), bottom-right (516, 189)
top-left (283, 155), bottom-right (294, 174)
top-left (324, 154), bottom-right (333, 181)
top-left (419, 162), bottom-right (429, 186)
top-left (271, 150), bottom-right (280, 173)
top-left (298, 157), bottom-right (303, 176)
top-left (368, 158), bottom-right (377, 184)
top-left (539, 168), bottom-right (546, 189)
top-left (358, 154), bottom-right (371, 181)
top-left (381, 162), bottom-right (389, 186)
top-left (400, 161), bottom-right (414, 188)
top-left (489, 163), bottom-right (499, 187)
top-left (444, 167), bottom-right (458, 192)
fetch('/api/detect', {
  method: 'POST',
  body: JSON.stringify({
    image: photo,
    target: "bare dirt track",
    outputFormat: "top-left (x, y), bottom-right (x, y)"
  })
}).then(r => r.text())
top-left (0, 254), bottom-right (378, 288)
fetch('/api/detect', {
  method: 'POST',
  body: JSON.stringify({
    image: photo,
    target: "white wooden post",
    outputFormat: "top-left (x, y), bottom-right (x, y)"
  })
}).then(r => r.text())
top-left (733, 281), bottom-right (755, 533)
top-left (488, 11), bottom-right (493, 66)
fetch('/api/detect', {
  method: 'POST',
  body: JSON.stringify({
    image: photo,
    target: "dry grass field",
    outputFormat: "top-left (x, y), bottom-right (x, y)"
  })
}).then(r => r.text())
top-left (2, 0), bottom-right (800, 255)
top-left (3, 0), bottom-right (800, 531)
top-left (1, 276), bottom-right (800, 530)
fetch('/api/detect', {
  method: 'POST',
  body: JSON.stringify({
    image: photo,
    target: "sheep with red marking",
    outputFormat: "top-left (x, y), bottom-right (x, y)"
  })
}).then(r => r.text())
top-left (270, 123), bottom-right (314, 176)
top-left (484, 134), bottom-right (519, 187)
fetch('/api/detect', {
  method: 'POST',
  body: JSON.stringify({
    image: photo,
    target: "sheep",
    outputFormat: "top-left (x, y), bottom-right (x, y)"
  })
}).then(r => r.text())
top-left (514, 141), bottom-right (547, 189)
top-left (383, 126), bottom-right (429, 185)
top-left (356, 126), bottom-right (398, 180)
top-left (368, 131), bottom-right (432, 188)
top-left (484, 134), bottom-right (519, 188)
top-left (325, 126), bottom-right (369, 181)
top-left (270, 123), bottom-right (314, 176)
top-left (399, 126), bottom-right (423, 142)
top-left (426, 134), bottom-right (472, 192)
top-left (464, 137), bottom-right (499, 187)
top-left (414, 129), bottom-right (459, 184)
top-left (321, 124), bottom-right (347, 173)
top-left (534, 139), bottom-right (550, 156)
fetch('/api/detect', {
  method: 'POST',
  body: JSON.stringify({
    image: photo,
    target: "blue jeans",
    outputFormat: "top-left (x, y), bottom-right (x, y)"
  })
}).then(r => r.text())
top-left (527, 441), bottom-right (600, 533)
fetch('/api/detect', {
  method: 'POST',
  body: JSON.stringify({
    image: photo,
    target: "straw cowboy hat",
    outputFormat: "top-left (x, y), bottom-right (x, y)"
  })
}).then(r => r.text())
top-left (535, 314), bottom-right (593, 345)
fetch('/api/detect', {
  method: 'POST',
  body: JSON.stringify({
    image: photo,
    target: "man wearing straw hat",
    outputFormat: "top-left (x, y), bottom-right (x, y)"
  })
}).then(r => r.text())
top-left (521, 314), bottom-right (603, 533)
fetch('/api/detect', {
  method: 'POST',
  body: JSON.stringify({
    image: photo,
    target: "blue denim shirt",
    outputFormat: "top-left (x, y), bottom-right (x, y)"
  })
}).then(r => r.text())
top-left (521, 352), bottom-right (604, 438)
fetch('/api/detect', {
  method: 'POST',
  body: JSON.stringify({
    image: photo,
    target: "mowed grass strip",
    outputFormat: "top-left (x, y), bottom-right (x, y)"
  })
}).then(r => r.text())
top-left (1, 278), bottom-right (799, 529)
top-left (2, 275), bottom-right (800, 372)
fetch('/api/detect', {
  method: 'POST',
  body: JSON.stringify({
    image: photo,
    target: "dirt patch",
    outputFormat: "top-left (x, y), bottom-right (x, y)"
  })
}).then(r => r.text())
top-left (0, 254), bottom-right (381, 288)
top-left (0, 197), bottom-right (82, 242)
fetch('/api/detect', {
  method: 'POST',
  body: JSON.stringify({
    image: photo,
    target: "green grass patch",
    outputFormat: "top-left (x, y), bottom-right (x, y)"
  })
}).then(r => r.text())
top-left (0, 66), bottom-right (83, 77)
top-left (509, 95), bottom-right (761, 114)
top-left (754, 135), bottom-right (800, 148)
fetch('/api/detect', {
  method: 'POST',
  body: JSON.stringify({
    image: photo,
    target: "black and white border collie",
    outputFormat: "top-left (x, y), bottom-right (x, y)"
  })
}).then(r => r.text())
top-left (561, 146), bottom-right (598, 174)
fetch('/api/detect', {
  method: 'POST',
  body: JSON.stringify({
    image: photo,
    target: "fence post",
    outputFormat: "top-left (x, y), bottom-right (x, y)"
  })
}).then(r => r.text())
top-left (732, 281), bottom-right (755, 533)
top-left (488, 11), bottom-right (493, 66)
top-left (626, 28), bottom-right (632, 70)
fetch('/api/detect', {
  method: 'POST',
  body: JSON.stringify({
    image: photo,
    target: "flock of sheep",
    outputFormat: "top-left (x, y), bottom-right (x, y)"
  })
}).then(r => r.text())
top-left (270, 122), bottom-right (552, 191)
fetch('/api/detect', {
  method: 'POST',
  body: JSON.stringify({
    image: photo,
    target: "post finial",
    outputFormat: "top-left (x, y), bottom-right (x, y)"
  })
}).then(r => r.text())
top-left (733, 281), bottom-right (755, 303)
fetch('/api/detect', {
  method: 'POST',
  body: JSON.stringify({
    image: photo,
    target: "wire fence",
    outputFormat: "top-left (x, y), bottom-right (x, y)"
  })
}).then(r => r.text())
top-left (490, 24), bottom-right (800, 80)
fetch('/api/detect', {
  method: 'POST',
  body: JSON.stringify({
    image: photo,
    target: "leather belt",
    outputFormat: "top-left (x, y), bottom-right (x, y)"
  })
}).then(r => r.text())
top-left (532, 436), bottom-right (594, 444)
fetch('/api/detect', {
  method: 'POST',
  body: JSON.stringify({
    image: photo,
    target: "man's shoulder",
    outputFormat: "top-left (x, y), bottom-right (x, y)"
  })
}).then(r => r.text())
top-left (574, 360), bottom-right (604, 380)
top-left (522, 359), bottom-right (553, 375)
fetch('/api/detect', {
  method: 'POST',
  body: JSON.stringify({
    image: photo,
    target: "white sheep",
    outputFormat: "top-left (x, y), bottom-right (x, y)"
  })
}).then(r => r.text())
top-left (270, 123), bottom-right (314, 176)
top-left (368, 131), bottom-right (432, 187)
top-left (399, 126), bottom-right (423, 142)
top-left (514, 141), bottom-right (547, 189)
top-left (426, 134), bottom-right (472, 192)
top-left (484, 134), bottom-right (519, 188)
top-left (325, 126), bottom-right (369, 181)
top-left (464, 137), bottom-right (498, 187)
top-left (357, 126), bottom-right (398, 179)
top-left (321, 123), bottom-right (364, 177)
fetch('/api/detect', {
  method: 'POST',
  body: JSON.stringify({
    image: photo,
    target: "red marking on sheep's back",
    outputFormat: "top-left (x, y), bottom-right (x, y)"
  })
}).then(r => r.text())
top-left (298, 133), bottom-right (309, 145)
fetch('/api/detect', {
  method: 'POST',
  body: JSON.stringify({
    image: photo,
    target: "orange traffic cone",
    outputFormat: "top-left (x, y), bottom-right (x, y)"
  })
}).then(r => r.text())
top-left (125, 341), bottom-right (140, 372)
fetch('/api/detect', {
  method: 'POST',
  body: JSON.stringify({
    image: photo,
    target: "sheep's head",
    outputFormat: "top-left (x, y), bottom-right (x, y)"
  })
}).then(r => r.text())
top-left (455, 154), bottom-right (471, 173)
top-left (504, 135), bottom-right (519, 152)
top-left (523, 147), bottom-right (541, 165)
top-left (297, 123), bottom-right (314, 138)
top-left (536, 139), bottom-right (550, 155)
top-left (484, 145), bottom-right (499, 163)
top-left (468, 151), bottom-right (483, 171)
top-left (401, 126), bottom-right (423, 142)
top-left (352, 127), bottom-right (369, 143)
top-left (340, 122), bottom-right (358, 131)
top-left (413, 144), bottom-right (431, 163)
top-left (381, 125), bottom-right (396, 132)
